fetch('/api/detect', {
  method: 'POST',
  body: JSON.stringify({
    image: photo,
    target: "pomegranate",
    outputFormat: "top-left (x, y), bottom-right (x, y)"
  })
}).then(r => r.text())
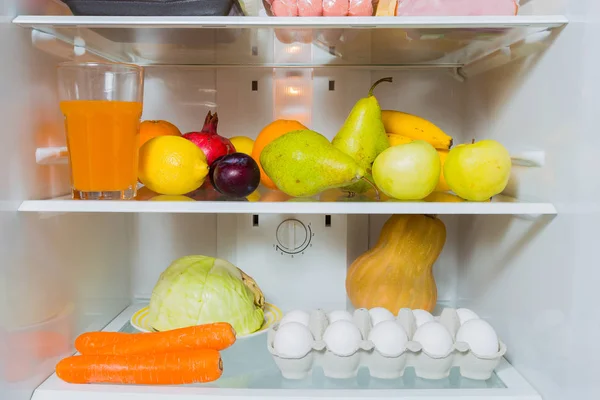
top-left (182, 111), bottom-right (235, 166)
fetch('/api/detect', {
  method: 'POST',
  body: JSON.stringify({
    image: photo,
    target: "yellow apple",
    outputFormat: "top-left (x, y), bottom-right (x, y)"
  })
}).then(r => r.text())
top-left (372, 140), bottom-right (441, 200)
top-left (444, 140), bottom-right (511, 201)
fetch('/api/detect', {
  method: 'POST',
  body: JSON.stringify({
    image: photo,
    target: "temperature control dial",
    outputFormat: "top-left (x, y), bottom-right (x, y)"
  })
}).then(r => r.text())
top-left (275, 219), bottom-right (312, 255)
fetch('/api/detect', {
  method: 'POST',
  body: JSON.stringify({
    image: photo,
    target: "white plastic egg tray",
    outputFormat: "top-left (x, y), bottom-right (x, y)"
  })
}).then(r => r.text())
top-left (267, 308), bottom-right (507, 381)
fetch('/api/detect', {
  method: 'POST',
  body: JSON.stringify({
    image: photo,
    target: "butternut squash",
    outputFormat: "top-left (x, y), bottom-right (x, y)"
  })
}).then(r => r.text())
top-left (346, 214), bottom-right (446, 313)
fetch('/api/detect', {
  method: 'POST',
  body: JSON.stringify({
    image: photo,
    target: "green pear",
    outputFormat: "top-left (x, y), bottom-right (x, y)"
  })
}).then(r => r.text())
top-left (444, 140), bottom-right (511, 201)
top-left (332, 77), bottom-right (392, 193)
top-left (260, 129), bottom-right (367, 197)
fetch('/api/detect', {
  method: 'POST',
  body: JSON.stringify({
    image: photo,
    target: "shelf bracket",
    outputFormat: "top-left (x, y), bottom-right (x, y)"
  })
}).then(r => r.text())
top-left (31, 29), bottom-right (109, 62)
top-left (460, 29), bottom-right (554, 78)
top-left (511, 150), bottom-right (545, 168)
top-left (73, 36), bottom-right (86, 57)
top-left (450, 67), bottom-right (467, 82)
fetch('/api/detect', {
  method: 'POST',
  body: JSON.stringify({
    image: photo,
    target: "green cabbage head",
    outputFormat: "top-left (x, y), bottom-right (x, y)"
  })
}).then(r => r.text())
top-left (147, 255), bottom-right (264, 335)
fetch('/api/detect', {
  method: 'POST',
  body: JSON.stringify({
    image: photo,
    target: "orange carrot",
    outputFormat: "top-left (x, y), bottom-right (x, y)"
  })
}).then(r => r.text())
top-left (75, 331), bottom-right (127, 354)
top-left (76, 323), bottom-right (236, 355)
top-left (56, 349), bottom-right (222, 385)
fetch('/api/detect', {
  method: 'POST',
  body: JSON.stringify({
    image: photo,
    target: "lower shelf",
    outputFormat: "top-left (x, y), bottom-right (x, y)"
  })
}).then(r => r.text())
top-left (33, 304), bottom-right (541, 400)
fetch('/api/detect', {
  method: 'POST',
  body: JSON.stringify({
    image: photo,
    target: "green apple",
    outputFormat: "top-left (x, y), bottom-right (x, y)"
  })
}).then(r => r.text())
top-left (444, 140), bottom-right (511, 201)
top-left (372, 140), bottom-right (440, 200)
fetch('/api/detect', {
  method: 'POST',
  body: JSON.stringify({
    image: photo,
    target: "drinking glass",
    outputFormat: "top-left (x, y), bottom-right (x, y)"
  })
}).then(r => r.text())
top-left (58, 62), bottom-right (144, 200)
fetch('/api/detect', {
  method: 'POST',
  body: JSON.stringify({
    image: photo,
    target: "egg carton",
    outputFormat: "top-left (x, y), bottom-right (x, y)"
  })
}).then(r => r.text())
top-left (267, 308), bottom-right (507, 381)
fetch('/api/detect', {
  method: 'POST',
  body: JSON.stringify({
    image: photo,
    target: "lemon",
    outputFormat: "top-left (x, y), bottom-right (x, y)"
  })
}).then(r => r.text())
top-left (246, 189), bottom-right (261, 202)
top-left (150, 195), bottom-right (195, 202)
top-left (139, 136), bottom-right (208, 195)
top-left (230, 136), bottom-right (254, 156)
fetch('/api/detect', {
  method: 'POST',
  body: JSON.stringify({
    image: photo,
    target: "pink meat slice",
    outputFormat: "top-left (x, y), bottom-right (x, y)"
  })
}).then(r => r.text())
top-left (271, 0), bottom-right (299, 16)
top-left (323, 0), bottom-right (350, 16)
top-left (298, 0), bottom-right (323, 16)
top-left (396, 0), bottom-right (518, 16)
top-left (348, 0), bottom-right (373, 16)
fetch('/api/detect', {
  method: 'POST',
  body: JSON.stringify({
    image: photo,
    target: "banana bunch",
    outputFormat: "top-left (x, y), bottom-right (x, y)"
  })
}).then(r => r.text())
top-left (383, 110), bottom-right (454, 192)
top-left (382, 110), bottom-right (453, 150)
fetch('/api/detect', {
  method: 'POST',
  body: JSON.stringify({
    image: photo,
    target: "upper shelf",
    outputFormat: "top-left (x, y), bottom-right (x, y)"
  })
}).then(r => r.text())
top-left (14, 15), bottom-right (567, 29)
top-left (18, 194), bottom-right (556, 215)
top-left (14, 15), bottom-right (567, 70)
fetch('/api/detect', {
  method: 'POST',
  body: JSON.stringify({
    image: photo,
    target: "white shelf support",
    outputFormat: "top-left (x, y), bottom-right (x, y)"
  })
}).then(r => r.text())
top-left (31, 30), bottom-right (104, 61)
top-left (511, 150), bottom-right (546, 167)
top-left (36, 146), bottom-right (68, 165)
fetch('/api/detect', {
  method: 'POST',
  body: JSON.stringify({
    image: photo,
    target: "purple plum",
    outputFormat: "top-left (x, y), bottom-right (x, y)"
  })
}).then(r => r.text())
top-left (212, 153), bottom-right (260, 198)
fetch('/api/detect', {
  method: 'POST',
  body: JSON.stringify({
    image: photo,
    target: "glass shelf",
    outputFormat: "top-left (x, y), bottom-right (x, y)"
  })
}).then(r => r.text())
top-left (18, 189), bottom-right (556, 215)
top-left (32, 304), bottom-right (540, 400)
top-left (15, 16), bottom-right (567, 68)
top-left (120, 319), bottom-right (505, 390)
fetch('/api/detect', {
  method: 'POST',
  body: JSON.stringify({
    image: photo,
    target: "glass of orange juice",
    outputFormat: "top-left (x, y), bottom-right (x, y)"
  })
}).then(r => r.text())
top-left (57, 62), bottom-right (144, 200)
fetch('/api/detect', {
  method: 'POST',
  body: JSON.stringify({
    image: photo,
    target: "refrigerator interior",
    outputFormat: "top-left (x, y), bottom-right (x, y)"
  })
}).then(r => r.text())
top-left (2, 0), bottom-right (599, 399)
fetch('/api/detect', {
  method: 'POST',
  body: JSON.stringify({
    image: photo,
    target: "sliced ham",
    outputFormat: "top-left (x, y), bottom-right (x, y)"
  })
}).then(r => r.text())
top-left (298, 0), bottom-right (323, 16)
top-left (323, 0), bottom-right (350, 16)
top-left (348, 0), bottom-right (373, 16)
top-left (271, 0), bottom-right (299, 16)
top-left (396, 0), bottom-right (519, 16)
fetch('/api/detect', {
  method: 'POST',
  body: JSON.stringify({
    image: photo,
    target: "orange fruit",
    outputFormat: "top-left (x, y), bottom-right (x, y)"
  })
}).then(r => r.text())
top-left (139, 120), bottom-right (181, 148)
top-left (261, 189), bottom-right (291, 202)
top-left (434, 149), bottom-right (450, 192)
top-left (252, 120), bottom-right (307, 190)
top-left (135, 185), bottom-right (158, 201)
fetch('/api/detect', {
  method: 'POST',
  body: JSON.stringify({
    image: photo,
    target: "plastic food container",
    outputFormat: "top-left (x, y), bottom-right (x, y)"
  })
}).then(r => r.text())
top-left (267, 308), bottom-right (507, 380)
top-left (62, 0), bottom-right (245, 16)
top-left (376, 0), bottom-right (520, 16)
top-left (263, 0), bottom-right (375, 17)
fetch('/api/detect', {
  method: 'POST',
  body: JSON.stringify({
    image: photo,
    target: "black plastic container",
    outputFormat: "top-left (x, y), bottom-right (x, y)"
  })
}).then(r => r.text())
top-left (63, 0), bottom-right (244, 16)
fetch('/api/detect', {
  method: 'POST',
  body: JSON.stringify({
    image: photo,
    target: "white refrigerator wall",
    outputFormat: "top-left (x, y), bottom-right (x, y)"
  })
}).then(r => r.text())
top-left (131, 68), bottom-right (465, 305)
top-left (0, 14), bottom-right (132, 400)
top-left (458, 2), bottom-right (600, 399)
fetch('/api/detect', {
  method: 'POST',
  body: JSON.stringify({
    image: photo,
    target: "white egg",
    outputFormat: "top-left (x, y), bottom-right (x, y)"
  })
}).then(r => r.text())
top-left (456, 308), bottom-right (480, 326)
top-left (412, 309), bottom-right (435, 327)
top-left (280, 310), bottom-right (310, 327)
top-left (323, 320), bottom-right (362, 356)
top-left (273, 322), bottom-right (314, 358)
top-left (368, 320), bottom-right (408, 356)
top-left (369, 307), bottom-right (395, 326)
top-left (328, 310), bottom-right (353, 324)
top-left (413, 321), bottom-right (454, 357)
top-left (456, 319), bottom-right (499, 357)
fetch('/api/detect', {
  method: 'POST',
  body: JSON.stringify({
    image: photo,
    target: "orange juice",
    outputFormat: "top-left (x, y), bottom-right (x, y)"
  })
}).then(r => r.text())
top-left (60, 100), bottom-right (142, 196)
